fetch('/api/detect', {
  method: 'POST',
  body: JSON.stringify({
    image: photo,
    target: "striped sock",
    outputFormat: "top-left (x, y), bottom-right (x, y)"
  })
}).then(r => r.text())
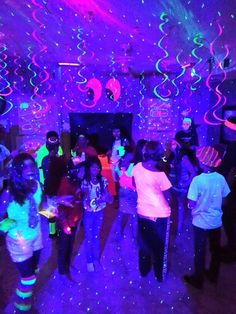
top-left (14, 275), bottom-right (36, 312)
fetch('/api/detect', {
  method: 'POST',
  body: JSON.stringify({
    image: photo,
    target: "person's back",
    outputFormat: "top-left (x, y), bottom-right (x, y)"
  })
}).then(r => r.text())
top-left (184, 146), bottom-right (230, 289)
top-left (133, 162), bottom-right (171, 218)
top-left (132, 141), bottom-right (172, 282)
top-left (188, 171), bottom-right (230, 229)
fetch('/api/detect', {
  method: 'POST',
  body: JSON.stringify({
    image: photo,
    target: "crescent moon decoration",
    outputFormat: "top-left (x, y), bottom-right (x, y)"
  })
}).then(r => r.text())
top-left (153, 12), bottom-right (171, 102)
top-left (190, 33), bottom-right (203, 91)
top-left (0, 44), bottom-right (13, 115)
top-left (204, 21), bottom-right (229, 125)
top-left (105, 78), bottom-right (121, 101)
top-left (79, 78), bottom-right (102, 108)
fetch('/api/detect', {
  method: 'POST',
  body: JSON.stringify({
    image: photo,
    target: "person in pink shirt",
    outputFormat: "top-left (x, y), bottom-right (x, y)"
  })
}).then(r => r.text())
top-left (132, 141), bottom-right (172, 282)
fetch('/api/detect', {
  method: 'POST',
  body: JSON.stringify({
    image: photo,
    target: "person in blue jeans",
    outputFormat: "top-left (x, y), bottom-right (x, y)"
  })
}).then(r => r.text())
top-left (81, 157), bottom-right (113, 272)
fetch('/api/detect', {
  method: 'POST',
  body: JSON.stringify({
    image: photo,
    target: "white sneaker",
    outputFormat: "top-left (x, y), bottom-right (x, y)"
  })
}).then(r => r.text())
top-left (87, 263), bottom-right (95, 272)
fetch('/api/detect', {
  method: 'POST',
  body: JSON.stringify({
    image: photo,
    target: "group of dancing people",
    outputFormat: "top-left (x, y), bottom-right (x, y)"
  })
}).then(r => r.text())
top-left (0, 118), bottom-right (236, 312)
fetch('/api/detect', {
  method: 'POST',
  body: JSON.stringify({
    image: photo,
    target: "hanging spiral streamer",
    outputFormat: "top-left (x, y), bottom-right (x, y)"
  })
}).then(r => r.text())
top-left (30, 0), bottom-right (51, 115)
top-left (137, 72), bottom-right (146, 129)
top-left (170, 50), bottom-right (186, 97)
top-left (77, 27), bottom-right (87, 85)
top-left (190, 33), bottom-right (203, 91)
top-left (0, 43), bottom-right (13, 115)
top-left (204, 21), bottom-right (228, 125)
top-left (153, 12), bottom-right (171, 102)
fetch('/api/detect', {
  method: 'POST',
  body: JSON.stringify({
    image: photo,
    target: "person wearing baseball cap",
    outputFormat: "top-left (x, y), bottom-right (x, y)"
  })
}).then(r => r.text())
top-left (183, 146), bottom-right (230, 289)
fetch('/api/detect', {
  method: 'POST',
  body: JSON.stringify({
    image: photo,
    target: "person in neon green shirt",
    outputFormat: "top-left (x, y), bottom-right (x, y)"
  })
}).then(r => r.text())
top-left (35, 131), bottom-right (63, 184)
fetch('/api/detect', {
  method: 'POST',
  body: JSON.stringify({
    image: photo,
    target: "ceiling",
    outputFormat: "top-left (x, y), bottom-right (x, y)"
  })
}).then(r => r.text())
top-left (0, 0), bottom-right (236, 77)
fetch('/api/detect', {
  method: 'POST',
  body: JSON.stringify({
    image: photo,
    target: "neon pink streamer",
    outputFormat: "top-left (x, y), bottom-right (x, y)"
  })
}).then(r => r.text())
top-left (204, 21), bottom-right (229, 125)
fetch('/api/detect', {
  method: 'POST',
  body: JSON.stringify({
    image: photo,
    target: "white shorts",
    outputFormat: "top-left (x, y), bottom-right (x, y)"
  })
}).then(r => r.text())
top-left (6, 231), bottom-right (43, 263)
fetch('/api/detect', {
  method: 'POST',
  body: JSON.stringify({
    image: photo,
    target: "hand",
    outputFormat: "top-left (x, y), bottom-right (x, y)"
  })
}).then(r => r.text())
top-left (0, 218), bottom-right (16, 233)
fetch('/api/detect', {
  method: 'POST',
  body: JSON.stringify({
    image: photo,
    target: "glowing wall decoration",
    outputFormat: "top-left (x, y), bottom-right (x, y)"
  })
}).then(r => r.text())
top-left (153, 12), bottom-right (171, 102)
top-left (204, 21), bottom-right (230, 127)
top-left (0, 43), bottom-right (13, 115)
top-left (105, 78), bottom-right (121, 101)
top-left (171, 50), bottom-right (186, 97)
top-left (17, 95), bottom-right (57, 143)
top-left (61, 66), bottom-right (78, 111)
top-left (78, 77), bottom-right (102, 108)
top-left (27, 46), bottom-right (42, 113)
top-left (142, 98), bottom-right (176, 140)
top-left (137, 72), bottom-right (145, 129)
top-left (13, 52), bottom-right (24, 94)
top-left (190, 33), bottom-right (203, 91)
top-left (30, 0), bottom-right (51, 115)
top-left (77, 28), bottom-right (87, 85)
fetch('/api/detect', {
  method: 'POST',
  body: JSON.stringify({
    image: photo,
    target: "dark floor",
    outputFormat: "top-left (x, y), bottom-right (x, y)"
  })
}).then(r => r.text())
top-left (0, 202), bottom-right (236, 314)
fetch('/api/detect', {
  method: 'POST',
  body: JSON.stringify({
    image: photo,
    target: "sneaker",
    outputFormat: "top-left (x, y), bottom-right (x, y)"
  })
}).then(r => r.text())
top-left (183, 275), bottom-right (203, 289)
top-left (87, 263), bottom-right (95, 272)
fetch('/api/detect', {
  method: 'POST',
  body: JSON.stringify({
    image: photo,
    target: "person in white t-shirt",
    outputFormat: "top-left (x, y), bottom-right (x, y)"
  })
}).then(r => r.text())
top-left (184, 146), bottom-right (230, 289)
top-left (132, 141), bottom-right (172, 282)
top-left (0, 153), bottom-right (72, 312)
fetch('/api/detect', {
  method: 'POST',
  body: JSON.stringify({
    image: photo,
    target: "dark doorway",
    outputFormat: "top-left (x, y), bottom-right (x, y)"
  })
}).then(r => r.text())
top-left (69, 113), bottom-right (133, 154)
